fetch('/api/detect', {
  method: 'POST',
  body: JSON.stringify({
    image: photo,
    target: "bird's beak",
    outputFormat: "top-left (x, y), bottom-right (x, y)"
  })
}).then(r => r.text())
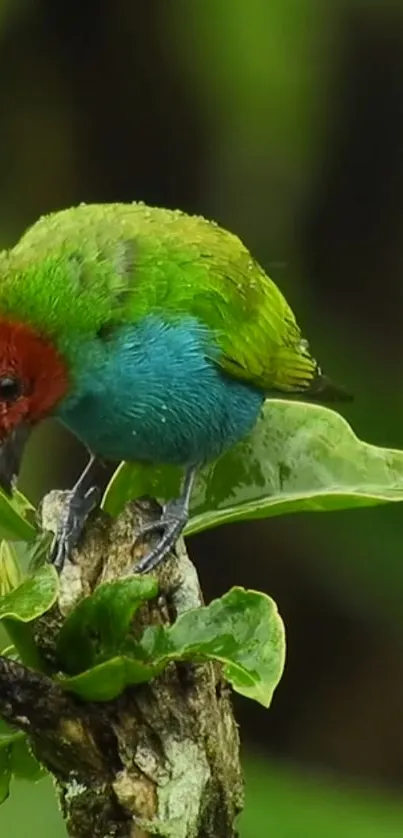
top-left (0, 424), bottom-right (31, 496)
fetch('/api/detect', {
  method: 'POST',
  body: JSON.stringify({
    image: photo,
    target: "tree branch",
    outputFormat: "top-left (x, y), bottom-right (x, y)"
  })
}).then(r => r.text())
top-left (1, 494), bottom-right (243, 838)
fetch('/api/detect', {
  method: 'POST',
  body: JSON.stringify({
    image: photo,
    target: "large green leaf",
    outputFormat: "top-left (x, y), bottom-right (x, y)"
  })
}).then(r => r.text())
top-left (103, 461), bottom-right (182, 518)
top-left (102, 400), bottom-right (403, 534)
top-left (60, 586), bottom-right (285, 707)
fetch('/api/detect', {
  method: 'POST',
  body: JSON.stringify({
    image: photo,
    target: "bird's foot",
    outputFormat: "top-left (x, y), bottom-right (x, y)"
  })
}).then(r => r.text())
top-left (133, 497), bottom-right (189, 574)
top-left (49, 485), bottom-right (100, 572)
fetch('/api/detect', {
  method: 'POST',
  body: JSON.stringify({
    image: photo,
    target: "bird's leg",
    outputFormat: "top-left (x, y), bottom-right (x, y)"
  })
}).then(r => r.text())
top-left (49, 454), bottom-right (101, 572)
top-left (133, 466), bottom-right (197, 574)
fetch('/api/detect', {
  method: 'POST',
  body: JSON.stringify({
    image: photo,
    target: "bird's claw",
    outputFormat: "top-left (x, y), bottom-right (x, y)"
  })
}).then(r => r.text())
top-left (133, 499), bottom-right (189, 574)
top-left (49, 485), bottom-right (100, 572)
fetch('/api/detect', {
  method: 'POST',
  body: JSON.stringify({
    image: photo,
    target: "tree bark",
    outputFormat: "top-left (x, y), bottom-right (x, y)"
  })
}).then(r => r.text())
top-left (0, 493), bottom-right (243, 838)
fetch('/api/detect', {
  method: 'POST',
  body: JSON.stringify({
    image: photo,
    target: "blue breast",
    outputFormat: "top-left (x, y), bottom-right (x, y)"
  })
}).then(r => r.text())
top-left (56, 317), bottom-right (264, 465)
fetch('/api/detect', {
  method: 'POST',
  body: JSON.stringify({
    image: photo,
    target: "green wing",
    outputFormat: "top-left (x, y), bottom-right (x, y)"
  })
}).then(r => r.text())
top-left (2, 203), bottom-right (318, 394)
top-left (115, 205), bottom-right (319, 394)
top-left (189, 251), bottom-right (317, 393)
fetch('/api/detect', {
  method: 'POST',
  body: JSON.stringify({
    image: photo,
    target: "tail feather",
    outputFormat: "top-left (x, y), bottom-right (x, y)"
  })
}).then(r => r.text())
top-left (302, 371), bottom-right (353, 403)
top-left (277, 339), bottom-right (353, 403)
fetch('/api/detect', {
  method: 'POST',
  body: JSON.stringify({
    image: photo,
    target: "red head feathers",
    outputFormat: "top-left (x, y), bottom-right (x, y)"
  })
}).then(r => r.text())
top-left (0, 319), bottom-right (68, 438)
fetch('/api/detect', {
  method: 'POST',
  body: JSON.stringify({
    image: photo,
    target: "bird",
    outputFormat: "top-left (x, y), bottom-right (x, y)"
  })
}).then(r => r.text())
top-left (0, 202), bottom-right (351, 573)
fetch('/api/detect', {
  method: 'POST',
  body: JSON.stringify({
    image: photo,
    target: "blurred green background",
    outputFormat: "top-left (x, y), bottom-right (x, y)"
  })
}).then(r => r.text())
top-left (2, 0), bottom-right (403, 834)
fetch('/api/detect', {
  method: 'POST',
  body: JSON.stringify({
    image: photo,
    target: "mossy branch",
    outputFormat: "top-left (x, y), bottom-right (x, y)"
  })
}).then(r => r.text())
top-left (0, 494), bottom-right (243, 838)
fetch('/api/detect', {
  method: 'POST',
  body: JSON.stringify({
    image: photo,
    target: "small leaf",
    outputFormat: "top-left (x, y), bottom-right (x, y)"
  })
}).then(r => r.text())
top-left (0, 745), bottom-right (11, 805)
top-left (61, 588), bottom-right (285, 707)
top-left (0, 719), bottom-right (24, 749)
top-left (59, 656), bottom-right (160, 701)
top-left (11, 738), bottom-right (46, 781)
top-left (102, 401), bottom-right (403, 534)
top-left (140, 587), bottom-right (285, 707)
top-left (0, 722), bottom-right (46, 803)
top-left (0, 489), bottom-right (36, 542)
top-left (0, 564), bottom-right (59, 623)
top-left (2, 616), bottom-right (46, 671)
top-left (0, 541), bottom-right (22, 596)
top-left (57, 576), bottom-right (158, 674)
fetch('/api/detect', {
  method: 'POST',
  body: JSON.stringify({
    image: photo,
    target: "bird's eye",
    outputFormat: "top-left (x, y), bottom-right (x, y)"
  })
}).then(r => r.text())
top-left (0, 376), bottom-right (22, 403)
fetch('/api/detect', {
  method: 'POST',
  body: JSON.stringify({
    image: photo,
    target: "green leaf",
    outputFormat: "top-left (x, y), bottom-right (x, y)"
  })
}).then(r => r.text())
top-left (0, 541), bottom-right (23, 596)
top-left (0, 719), bottom-right (24, 750)
top-left (0, 646), bottom-right (46, 793)
top-left (2, 617), bottom-right (46, 671)
top-left (11, 738), bottom-right (45, 782)
top-left (0, 489), bottom-right (36, 543)
top-left (0, 564), bottom-right (59, 623)
top-left (140, 587), bottom-right (285, 707)
top-left (103, 400), bottom-right (403, 534)
top-left (57, 576), bottom-right (158, 674)
top-left (0, 721), bottom-right (45, 804)
top-left (59, 656), bottom-right (160, 701)
top-left (103, 461), bottom-right (181, 518)
top-left (61, 587), bottom-right (285, 707)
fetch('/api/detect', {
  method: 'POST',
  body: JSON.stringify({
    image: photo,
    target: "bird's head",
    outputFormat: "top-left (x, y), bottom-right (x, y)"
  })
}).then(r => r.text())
top-left (0, 319), bottom-right (68, 495)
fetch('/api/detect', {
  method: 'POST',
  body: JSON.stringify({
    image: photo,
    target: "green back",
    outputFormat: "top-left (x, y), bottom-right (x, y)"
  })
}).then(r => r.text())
top-left (0, 203), bottom-right (317, 392)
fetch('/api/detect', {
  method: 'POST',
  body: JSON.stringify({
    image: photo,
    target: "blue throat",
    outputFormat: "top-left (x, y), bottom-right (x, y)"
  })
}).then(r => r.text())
top-left (56, 316), bottom-right (264, 466)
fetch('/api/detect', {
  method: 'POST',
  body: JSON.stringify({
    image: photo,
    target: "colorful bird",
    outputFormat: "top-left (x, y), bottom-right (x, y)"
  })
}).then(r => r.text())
top-left (0, 203), bottom-right (351, 572)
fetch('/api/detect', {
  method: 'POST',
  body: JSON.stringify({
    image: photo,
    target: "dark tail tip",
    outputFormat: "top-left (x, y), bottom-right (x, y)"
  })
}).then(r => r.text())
top-left (305, 373), bottom-right (354, 403)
